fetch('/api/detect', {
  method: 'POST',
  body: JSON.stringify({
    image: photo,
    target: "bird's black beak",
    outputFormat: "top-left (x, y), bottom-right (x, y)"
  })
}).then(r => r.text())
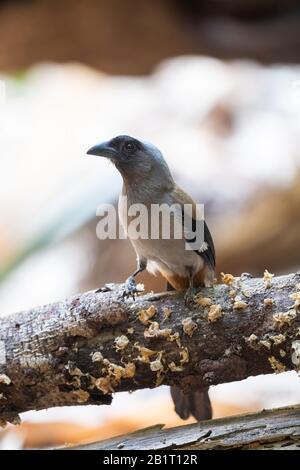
top-left (87, 141), bottom-right (118, 159)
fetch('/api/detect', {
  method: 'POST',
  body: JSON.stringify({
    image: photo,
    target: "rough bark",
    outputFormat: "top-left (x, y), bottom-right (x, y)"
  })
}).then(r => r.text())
top-left (1, 272), bottom-right (300, 426)
top-left (71, 404), bottom-right (300, 450)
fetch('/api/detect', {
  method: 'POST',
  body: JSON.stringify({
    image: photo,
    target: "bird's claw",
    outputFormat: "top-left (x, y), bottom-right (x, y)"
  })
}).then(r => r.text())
top-left (95, 284), bottom-right (113, 293)
top-left (184, 287), bottom-right (197, 307)
top-left (122, 277), bottom-right (138, 300)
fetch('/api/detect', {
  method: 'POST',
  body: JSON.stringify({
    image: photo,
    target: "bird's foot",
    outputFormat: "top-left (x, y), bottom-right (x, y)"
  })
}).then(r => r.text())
top-left (122, 276), bottom-right (138, 300)
top-left (184, 287), bottom-right (198, 307)
top-left (95, 284), bottom-right (113, 294)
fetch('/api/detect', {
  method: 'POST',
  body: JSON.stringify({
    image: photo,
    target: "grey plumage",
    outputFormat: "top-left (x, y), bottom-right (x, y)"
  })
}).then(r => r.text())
top-left (87, 135), bottom-right (216, 421)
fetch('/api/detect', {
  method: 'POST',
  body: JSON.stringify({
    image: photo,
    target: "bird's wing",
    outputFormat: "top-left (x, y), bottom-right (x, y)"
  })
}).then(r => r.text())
top-left (198, 219), bottom-right (216, 270)
top-left (170, 185), bottom-right (216, 270)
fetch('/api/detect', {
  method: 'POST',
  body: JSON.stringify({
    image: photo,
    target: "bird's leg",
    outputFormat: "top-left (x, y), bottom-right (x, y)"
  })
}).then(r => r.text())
top-left (184, 277), bottom-right (197, 306)
top-left (123, 259), bottom-right (146, 299)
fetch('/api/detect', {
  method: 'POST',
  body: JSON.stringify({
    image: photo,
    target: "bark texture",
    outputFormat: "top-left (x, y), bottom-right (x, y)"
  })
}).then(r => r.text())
top-left (72, 405), bottom-right (300, 450)
top-left (1, 272), bottom-right (300, 426)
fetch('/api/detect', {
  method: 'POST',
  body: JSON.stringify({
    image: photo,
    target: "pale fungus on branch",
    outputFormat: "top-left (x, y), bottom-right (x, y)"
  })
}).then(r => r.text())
top-left (143, 321), bottom-right (172, 339)
top-left (264, 269), bottom-right (274, 288)
top-left (207, 304), bottom-right (223, 323)
top-left (91, 351), bottom-right (103, 363)
top-left (162, 307), bottom-right (172, 320)
top-left (0, 374), bottom-right (11, 385)
top-left (260, 339), bottom-right (271, 350)
top-left (273, 310), bottom-right (297, 329)
top-left (135, 344), bottom-right (160, 363)
top-left (0, 271), bottom-right (300, 426)
top-left (221, 272), bottom-right (235, 286)
top-left (182, 317), bottom-right (198, 336)
top-left (247, 334), bottom-right (258, 346)
top-left (95, 377), bottom-right (115, 395)
top-left (228, 289), bottom-right (237, 299)
top-left (291, 341), bottom-right (300, 368)
top-left (114, 335), bottom-right (129, 351)
top-left (233, 299), bottom-right (248, 310)
top-left (290, 292), bottom-right (300, 309)
top-left (138, 305), bottom-right (157, 325)
top-left (268, 356), bottom-right (286, 374)
top-left (168, 362), bottom-right (183, 372)
top-left (179, 347), bottom-right (189, 365)
top-left (195, 296), bottom-right (212, 307)
top-left (149, 352), bottom-right (164, 372)
top-left (270, 334), bottom-right (286, 345)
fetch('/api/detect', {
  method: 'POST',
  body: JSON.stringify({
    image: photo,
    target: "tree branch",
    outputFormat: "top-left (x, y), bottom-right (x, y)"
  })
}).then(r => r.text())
top-left (70, 404), bottom-right (300, 450)
top-left (1, 272), bottom-right (300, 426)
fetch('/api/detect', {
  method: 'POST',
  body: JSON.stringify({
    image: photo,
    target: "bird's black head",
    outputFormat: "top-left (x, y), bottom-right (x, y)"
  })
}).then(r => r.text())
top-left (87, 135), bottom-right (173, 184)
top-left (87, 135), bottom-right (141, 161)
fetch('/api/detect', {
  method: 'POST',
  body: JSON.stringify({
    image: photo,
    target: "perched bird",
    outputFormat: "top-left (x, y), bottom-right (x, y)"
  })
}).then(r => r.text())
top-left (87, 135), bottom-right (215, 421)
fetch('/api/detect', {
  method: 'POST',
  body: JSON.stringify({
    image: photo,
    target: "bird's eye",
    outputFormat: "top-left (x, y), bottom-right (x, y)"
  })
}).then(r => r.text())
top-left (124, 142), bottom-right (136, 154)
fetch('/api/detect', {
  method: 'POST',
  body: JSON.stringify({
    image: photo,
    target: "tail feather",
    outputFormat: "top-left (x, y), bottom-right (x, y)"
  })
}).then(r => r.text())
top-left (171, 385), bottom-right (212, 421)
top-left (167, 281), bottom-right (212, 421)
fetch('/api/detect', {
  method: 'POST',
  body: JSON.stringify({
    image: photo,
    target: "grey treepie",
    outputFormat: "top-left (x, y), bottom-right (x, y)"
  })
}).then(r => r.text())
top-left (87, 135), bottom-right (216, 421)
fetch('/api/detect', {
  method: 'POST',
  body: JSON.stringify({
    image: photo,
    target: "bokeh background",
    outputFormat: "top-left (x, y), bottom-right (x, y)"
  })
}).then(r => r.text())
top-left (1, 0), bottom-right (300, 449)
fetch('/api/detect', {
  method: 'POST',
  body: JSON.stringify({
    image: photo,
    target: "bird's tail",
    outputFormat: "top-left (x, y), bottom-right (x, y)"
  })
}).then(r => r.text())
top-left (166, 281), bottom-right (212, 421)
top-left (170, 386), bottom-right (212, 421)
